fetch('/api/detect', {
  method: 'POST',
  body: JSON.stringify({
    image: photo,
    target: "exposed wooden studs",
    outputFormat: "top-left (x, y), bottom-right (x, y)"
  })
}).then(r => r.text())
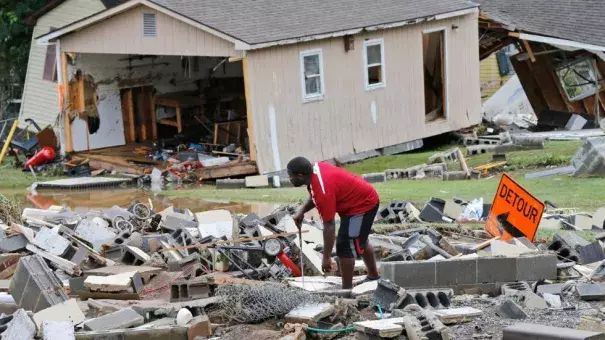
top-left (60, 52), bottom-right (73, 153)
top-left (508, 32), bottom-right (521, 38)
top-left (176, 106), bottom-right (182, 133)
top-left (242, 58), bottom-right (256, 162)
top-left (522, 40), bottom-right (536, 62)
top-left (150, 94), bottom-right (157, 140)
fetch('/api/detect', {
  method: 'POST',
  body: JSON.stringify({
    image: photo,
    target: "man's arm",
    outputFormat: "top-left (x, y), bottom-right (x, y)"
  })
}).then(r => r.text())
top-left (322, 219), bottom-right (336, 272)
top-left (293, 196), bottom-right (315, 228)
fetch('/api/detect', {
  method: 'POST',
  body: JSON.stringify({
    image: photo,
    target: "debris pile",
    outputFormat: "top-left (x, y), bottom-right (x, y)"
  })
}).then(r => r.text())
top-left (2, 196), bottom-right (605, 339)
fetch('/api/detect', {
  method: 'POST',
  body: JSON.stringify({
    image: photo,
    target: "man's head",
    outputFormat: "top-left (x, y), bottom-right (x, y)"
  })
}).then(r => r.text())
top-left (287, 157), bottom-right (313, 187)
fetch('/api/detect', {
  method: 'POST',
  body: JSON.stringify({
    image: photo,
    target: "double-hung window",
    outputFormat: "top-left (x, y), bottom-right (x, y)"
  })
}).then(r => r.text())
top-left (300, 49), bottom-right (325, 102)
top-left (363, 39), bottom-right (385, 90)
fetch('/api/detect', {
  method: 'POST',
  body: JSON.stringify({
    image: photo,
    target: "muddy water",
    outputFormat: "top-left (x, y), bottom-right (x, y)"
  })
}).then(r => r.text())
top-left (14, 188), bottom-right (284, 216)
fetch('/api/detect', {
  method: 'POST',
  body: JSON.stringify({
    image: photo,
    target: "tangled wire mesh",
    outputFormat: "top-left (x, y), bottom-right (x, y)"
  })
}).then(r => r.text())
top-left (215, 283), bottom-right (324, 324)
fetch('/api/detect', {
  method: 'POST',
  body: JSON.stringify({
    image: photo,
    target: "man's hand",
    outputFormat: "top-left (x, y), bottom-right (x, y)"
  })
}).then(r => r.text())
top-left (293, 211), bottom-right (304, 230)
top-left (322, 257), bottom-right (333, 273)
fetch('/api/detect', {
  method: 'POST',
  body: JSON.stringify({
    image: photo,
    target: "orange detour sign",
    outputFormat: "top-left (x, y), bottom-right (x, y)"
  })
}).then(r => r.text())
top-left (485, 173), bottom-right (545, 242)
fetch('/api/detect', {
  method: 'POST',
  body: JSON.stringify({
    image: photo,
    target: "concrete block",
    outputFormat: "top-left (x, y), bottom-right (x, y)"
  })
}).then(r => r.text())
top-left (566, 114), bottom-right (588, 130)
top-left (285, 303), bottom-right (335, 327)
top-left (573, 214), bottom-right (596, 230)
top-left (372, 279), bottom-right (405, 311)
top-left (543, 293), bottom-right (562, 308)
top-left (442, 200), bottom-right (464, 220)
top-left (501, 282), bottom-right (531, 295)
top-left (33, 228), bottom-right (70, 256)
top-left (188, 314), bottom-right (212, 338)
top-left (503, 323), bottom-right (605, 340)
top-left (162, 215), bottom-right (198, 232)
top-left (537, 283), bottom-right (564, 295)
top-left (169, 228), bottom-right (200, 257)
top-left (432, 307), bottom-right (482, 325)
top-left (196, 210), bottom-right (234, 239)
top-left (380, 139), bottom-right (423, 156)
top-left (0, 235), bottom-right (28, 253)
top-left (0, 309), bottom-right (36, 340)
top-left (83, 307), bottom-right (144, 331)
top-left (442, 171), bottom-right (468, 181)
top-left (593, 208), bottom-right (605, 230)
top-left (353, 317), bottom-right (404, 338)
top-left (42, 321), bottom-right (76, 340)
top-left (380, 261), bottom-right (436, 288)
top-left (245, 175), bottom-right (270, 188)
top-left (436, 258), bottom-right (477, 286)
top-left (539, 218), bottom-right (563, 230)
top-left (496, 299), bottom-right (528, 319)
top-left (68, 277), bottom-right (87, 295)
top-left (362, 173), bottom-right (386, 183)
top-left (477, 256), bottom-right (516, 283)
top-left (9, 255), bottom-right (68, 313)
top-left (121, 246), bottom-right (151, 266)
top-left (516, 291), bottom-right (548, 309)
top-left (516, 253), bottom-right (558, 281)
top-left (489, 240), bottom-right (536, 257)
top-left (466, 144), bottom-right (498, 156)
top-left (33, 298), bottom-right (85, 329)
top-left (85, 271), bottom-right (137, 292)
top-left (577, 283), bottom-right (605, 301)
top-left (397, 288), bottom-right (453, 309)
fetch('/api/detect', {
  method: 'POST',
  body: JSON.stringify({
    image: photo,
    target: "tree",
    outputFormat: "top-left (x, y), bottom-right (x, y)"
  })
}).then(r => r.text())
top-left (0, 0), bottom-right (48, 117)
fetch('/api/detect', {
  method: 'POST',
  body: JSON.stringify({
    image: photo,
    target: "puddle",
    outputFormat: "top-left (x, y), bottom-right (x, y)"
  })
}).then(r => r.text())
top-left (13, 188), bottom-right (284, 216)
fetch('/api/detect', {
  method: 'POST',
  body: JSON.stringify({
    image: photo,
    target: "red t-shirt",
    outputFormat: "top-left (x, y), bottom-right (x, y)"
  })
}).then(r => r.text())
top-left (307, 162), bottom-right (379, 222)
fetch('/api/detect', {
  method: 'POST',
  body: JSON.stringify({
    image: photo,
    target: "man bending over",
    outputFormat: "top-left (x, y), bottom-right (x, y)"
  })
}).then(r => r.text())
top-left (287, 156), bottom-right (380, 289)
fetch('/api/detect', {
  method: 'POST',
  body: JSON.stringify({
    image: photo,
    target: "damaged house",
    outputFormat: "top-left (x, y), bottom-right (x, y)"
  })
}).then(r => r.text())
top-left (477, 0), bottom-right (605, 130)
top-left (33, 0), bottom-right (482, 175)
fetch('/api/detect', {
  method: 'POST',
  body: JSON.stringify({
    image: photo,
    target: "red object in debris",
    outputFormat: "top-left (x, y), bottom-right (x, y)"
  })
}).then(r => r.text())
top-left (24, 146), bottom-right (55, 168)
top-left (277, 252), bottom-right (302, 277)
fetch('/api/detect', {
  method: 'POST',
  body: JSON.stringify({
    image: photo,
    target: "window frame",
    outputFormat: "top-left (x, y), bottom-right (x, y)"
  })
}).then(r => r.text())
top-left (42, 27), bottom-right (58, 83)
top-left (142, 12), bottom-right (157, 38)
top-left (299, 48), bottom-right (325, 103)
top-left (555, 57), bottom-right (601, 102)
top-left (363, 38), bottom-right (386, 91)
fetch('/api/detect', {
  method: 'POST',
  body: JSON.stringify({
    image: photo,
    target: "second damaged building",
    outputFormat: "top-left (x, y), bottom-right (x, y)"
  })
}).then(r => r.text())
top-left (30, 0), bottom-right (482, 177)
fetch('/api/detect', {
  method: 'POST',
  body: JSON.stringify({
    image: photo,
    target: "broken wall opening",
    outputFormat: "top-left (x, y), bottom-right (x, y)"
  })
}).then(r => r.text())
top-left (423, 30), bottom-right (446, 123)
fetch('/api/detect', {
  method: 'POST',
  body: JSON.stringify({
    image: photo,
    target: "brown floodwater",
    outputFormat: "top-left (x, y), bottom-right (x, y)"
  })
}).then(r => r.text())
top-left (11, 187), bottom-right (285, 216)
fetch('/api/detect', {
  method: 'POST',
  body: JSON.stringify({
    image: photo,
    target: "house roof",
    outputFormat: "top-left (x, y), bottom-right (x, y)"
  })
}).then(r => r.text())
top-left (37, 0), bottom-right (477, 49)
top-left (151, 0), bottom-right (477, 45)
top-left (25, 0), bottom-right (127, 25)
top-left (476, 0), bottom-right (605, 48)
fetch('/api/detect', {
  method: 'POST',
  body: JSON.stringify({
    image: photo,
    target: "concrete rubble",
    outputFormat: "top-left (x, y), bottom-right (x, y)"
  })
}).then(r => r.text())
top-left (0, 198), bottom-right (605, 339)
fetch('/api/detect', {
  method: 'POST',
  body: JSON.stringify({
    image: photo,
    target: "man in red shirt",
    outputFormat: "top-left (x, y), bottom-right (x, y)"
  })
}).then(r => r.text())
top-left (287, 156), bottom-right (380, 289)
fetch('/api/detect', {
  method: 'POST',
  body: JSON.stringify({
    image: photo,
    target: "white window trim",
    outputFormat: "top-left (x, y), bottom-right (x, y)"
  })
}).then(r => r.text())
top-left (363, 38), bottom-right (386, 91)
top-left (142, 12), bottom-right (157, 38)
top-left (299, 49), bottom-right (325, 103)
top-left (423, 27), bottom-right (449, 121)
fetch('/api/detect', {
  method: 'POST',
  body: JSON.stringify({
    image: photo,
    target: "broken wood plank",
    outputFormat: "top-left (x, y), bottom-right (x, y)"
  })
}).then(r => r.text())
top-left (61, 52), bottom-right (73, 152)
top-left (150, 94), bottom-right (157, 140)
top-left (196, 162), bottom-right (257, 180)
top-left (472, 236), bottom-right (501, 251)
top-left (522, 40), bottom-right (536, 62)
top-left (176, 106), bottom-right (182, 133)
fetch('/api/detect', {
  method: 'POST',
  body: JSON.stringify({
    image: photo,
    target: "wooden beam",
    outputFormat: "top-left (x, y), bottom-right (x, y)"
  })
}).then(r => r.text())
top-left (242, 58), bottom-right (257, 161)
top-left (196, 161), bottom-right (257, 180)
top-left (508, 32), bottom-right (521, 38)
top-left (522, 40), bottom-right (536, 62)
top-left (127, 89), bottom-right (135, 142)
top-left (176, 105), bottom-right (182, 133)
top-left (228, 57), bottom-right (244, 63)
top-left (158, 119), bottom-right (179, 128)
top-left (61, 52), bottom-right (73, 152)
top-left (150, 94), bottom-right (157, 140)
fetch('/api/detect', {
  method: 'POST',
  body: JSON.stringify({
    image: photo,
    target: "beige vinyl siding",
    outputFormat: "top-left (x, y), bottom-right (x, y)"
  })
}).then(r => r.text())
top-left (61, 5), bottom-right (240, 57)
top-left (246, 13), bottom-right (481, 174)
top-left (19, 0), bottom-right (105, 129)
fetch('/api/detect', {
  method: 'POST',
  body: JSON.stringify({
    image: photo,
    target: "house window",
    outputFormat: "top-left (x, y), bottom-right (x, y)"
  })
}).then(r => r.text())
top-left (143, 13), bottom-right (157, 37)
top-left (42, 27), bottom-right (57, 82)
top-left (300, 49), bottom-right (325, 102)
top-left (556, 58), bottom-right (601, 102)
top-left (363, 39), bottom-right (385, 90)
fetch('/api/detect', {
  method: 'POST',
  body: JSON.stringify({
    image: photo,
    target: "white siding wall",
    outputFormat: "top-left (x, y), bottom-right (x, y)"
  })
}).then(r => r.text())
top-left (246, 13), bottom-right (481, 174)
top-left (19, 0), bottom-right (106, 129)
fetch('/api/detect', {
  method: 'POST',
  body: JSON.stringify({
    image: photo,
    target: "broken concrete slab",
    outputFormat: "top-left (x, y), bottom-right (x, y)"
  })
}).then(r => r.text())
top-left (25, 244), bottom-right (82, 276)
top-left (352, 281), bottom-right (378, 296)
top-left (537, 283), bottom-right (564, 295)
top-left (82, 307), bottom-right (144, 331)
top-left (524, 165), bottom-right (575, 179)
top-left (42, 320), bottom-right (76, 340)
top-left (74, 326), bottom-right (189, 340)
top-left (33, 298), bottom-right (85, 329)
top-left (577, 283), bottom-right (605, 301)
top-left (542, 293), bottom-right (562, 308)
top-left (84, 265), bottom-right (162, 284)
top-left (503, 323), bottom-right (605, 340)
top-left (0, 234), bottom-right (28, 253)
top-left (188, 314), bottom-right (212, 338)
top-left (432, 307), bottom-right (482, 325)
top-left (593, 208), bottom-right (605, 230)
top-left (443, 200), bottom-right (464, 220)
top-left (516, 291), bottom-right (548, 309)
top-left (85, 271), bottom-right (138, 292)
top-left (488, 240), bottom-right (536, 257)
top-left (196, 210), bottom-right (235, 239)
top-left (74, 217), bottom-right (116, 251)
top-left (496, 299), bottom-right (528, 319)
top-left (9, 255), bottom-right (69, 313)
top-left (1, 309), bottom-right (36, 340)
top-left (578, 316), bottom-right (605, 333)
top-left (33, 227), bottom-right (70, 256)
top-left (285, 303), bottom-right (335, 327)
top-left (353, 317), bottom-right (404, 338)
top-left (245, 175), bottom-right (270, 188)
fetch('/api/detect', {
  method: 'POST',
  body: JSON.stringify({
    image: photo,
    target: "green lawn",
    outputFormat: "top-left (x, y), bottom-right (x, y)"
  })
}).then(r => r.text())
top-left (0, 160), bottom-right (64, 191)
top-left (166, 140), bottom-right (602, 211)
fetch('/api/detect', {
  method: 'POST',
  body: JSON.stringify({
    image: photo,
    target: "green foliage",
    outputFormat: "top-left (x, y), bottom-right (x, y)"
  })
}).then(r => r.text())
top-left (0, 0), bottom-right (48, 104)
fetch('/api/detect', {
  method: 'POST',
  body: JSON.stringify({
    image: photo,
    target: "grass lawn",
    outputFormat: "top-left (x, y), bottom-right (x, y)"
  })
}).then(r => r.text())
top-left (165, 141), bottom-right (603, 211)
top-left (0, 160), bottom-right (64, 191)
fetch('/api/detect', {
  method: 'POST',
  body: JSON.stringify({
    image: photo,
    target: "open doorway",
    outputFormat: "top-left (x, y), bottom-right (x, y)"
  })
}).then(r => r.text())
top-left (423, 29), bottom-right (446, 122)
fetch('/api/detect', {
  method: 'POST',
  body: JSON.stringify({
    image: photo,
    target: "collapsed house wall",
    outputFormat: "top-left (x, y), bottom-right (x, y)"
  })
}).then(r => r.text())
top-left (245, 12), bottom-right (481, 174)
top-left (67, 53), bottom-right (243, 151)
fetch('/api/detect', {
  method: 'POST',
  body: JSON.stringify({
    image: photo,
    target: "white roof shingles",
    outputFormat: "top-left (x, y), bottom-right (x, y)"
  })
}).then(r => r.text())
top-left (150, 0), bottom-right (478, 45)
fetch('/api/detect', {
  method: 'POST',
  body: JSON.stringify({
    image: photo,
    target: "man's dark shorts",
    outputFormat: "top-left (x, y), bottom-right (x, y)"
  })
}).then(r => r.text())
top-left (336, 203), bottom-right (380, 258)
